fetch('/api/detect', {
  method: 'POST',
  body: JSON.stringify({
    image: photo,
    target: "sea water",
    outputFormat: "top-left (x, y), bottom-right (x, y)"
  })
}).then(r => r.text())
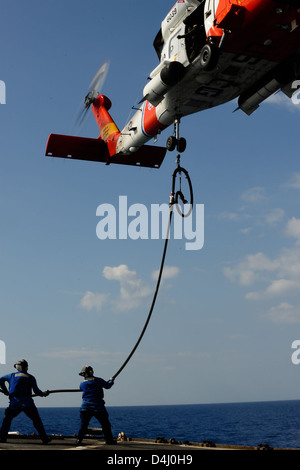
top-left (1, 401), bottom-right (300, 449)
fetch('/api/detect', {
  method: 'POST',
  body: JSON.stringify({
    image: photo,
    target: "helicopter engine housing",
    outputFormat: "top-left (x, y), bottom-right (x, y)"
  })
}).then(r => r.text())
top-left (143, 61), bottom-right (185, 107)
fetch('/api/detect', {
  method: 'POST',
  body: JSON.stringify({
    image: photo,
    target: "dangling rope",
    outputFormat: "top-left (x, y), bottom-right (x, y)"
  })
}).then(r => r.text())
top-left (111, 210), bottom-right (173, 381)
top-left (111, 156), bottom-right (193, 381)
top-left (0, 388), bottom-right (81, 398)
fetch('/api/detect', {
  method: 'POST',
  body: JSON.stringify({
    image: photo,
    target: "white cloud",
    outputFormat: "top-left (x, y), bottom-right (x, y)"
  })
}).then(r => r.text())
top-left (265, 303), bottom-right (300, 323)
top-left (240, 227), bottom-right (252, 235)
top-left (224, 252), bottom-right (279, 286)
top-left (41, 348), bottom-right (104, 359)
top-left (285, 217), bottom-right (300, 243)
top-left (219, 189), bottom-right (285, 233)
top-left (41, 348), bottom-right (122, 365)
top-left (285, 172), bottom-right (300, 189)
top-left (103, 264), bottom-right (152, 311)
top-left (278, 247), bottom-right (300, 278)
top-left (265, 208), bottom-right (285, 225)
top-left (265, 279), bottom-right (300, 296)
top-left (151, 265), bottom-right (180, 281)
top-left (79, 264), bottom-right (179, 314)
top-left (246, 279), bottom-right (300, 300)
top-left (103, 264), bottom-right (135, 282)
top-left (241, 187), bottom-right (266, 203)
top-left (224, 217), bottom-right (300, 309)
top-left (219, 211), bottom-right (241, 221)
top-left (266, 92), bottom-right (300, 112)
top-left (79, 291), bottom-right (108, 312)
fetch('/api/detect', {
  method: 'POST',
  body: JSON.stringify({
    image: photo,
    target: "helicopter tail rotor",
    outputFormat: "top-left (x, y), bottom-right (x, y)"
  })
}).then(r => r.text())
top-left (73, 59), bottom-right (110, 134)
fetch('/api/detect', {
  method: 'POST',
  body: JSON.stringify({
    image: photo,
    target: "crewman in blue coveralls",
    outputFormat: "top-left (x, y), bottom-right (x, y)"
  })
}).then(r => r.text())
top-left (76, 365), bottom-right (116, 445)
top-left (0, 359), bottom-right (50, 443)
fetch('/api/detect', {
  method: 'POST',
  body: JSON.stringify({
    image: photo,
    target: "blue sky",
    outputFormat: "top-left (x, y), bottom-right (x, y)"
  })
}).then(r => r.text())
top-left (1, 0), bottom-right (300, 409)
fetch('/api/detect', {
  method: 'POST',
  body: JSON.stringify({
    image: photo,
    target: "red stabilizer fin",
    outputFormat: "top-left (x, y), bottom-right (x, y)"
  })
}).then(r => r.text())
top-left (46, 134), bottom-right (109, 162)
top-left (45, 134), bottom-right (166, 168)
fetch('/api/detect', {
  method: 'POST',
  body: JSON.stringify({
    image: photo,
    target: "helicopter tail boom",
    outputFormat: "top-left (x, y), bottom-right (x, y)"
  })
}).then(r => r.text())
top-left (45, 94), bottom-right (167, 168)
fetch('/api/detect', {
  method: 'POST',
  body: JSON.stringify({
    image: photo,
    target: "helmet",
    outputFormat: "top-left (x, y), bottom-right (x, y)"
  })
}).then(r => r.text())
top-left (14, 359), bottom-right (28, 372)
top-left (79, 366), bottom-right (94, 378)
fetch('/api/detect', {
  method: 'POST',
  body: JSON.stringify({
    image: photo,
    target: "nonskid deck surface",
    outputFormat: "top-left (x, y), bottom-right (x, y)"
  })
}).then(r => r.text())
top-left (0, 434), bottom-right (297, 451)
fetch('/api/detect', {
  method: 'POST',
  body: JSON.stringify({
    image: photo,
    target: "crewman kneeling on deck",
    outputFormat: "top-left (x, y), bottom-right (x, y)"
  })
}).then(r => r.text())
top-left (76, 365), bottom-right (116, 445)
top-left (0, 359), bottom-right (50, 444)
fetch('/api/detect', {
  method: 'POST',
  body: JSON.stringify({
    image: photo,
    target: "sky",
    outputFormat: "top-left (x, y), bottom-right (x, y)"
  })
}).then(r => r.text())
top-left (1, 0), bottom-right (300, 410)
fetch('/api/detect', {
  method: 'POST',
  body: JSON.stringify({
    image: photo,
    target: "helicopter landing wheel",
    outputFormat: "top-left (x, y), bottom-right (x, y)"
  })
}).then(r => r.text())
top-left (177, 137), bottom-right (186, 153)
top-left (166, 136), bottom-right (187, 153)
top-left (167, 118), bottom-right (187, 153)
top-left (199, 43), bottom-right (219, 71)
top-left (166, 136), bottom-right (177, 152)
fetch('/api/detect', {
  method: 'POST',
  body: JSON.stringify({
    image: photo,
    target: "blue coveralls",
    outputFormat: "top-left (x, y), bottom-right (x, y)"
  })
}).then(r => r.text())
top-left (77, 376), bottom-right (115, 444)
top-left (0, 372), bottom-right (48, 442)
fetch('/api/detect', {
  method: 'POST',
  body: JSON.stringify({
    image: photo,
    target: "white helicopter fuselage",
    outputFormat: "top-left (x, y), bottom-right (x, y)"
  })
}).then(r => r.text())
top-left (116, 0), bottom-right (300, 155)
top-left (46, 0), bottom-right (300, 168)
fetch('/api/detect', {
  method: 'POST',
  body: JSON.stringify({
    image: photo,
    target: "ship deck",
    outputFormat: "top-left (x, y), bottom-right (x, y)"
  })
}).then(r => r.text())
top-left (0, 434), bottom-right (297, 451)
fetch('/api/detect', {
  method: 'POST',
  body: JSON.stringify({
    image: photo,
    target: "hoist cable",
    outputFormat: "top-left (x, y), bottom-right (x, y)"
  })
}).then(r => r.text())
top-left (0, 388), bottom-right (81, 398)
top-left (111, 209), bottom-right (173, 381)
top-left (111, 158), bottom-right (193, 381)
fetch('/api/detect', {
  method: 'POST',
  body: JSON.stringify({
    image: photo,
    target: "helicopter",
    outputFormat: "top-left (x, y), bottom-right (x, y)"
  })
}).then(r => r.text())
top-left (45, 0), bottom-right (300, 169)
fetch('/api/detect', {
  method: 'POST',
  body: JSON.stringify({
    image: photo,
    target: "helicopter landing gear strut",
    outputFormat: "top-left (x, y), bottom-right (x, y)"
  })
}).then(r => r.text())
top-left (166, 118), bottom-right (187, 153)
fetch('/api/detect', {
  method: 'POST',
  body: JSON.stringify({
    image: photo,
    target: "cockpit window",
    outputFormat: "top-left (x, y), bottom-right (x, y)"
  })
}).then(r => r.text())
top-left (153, 29), bottom-right (164, 60)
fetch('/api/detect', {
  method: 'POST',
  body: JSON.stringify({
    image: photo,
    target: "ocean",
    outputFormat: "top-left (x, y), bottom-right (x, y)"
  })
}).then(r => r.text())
top-left (1, 400), bottom-right (300, 449)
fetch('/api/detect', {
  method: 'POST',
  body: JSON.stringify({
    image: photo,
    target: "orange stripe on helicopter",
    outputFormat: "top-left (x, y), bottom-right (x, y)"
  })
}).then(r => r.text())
top-left (141, 101), bottom-right (167, 137)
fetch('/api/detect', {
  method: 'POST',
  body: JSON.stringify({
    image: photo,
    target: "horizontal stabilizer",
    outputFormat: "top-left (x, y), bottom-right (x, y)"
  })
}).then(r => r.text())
top-left (45, 134), bottom-right (166, 168)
